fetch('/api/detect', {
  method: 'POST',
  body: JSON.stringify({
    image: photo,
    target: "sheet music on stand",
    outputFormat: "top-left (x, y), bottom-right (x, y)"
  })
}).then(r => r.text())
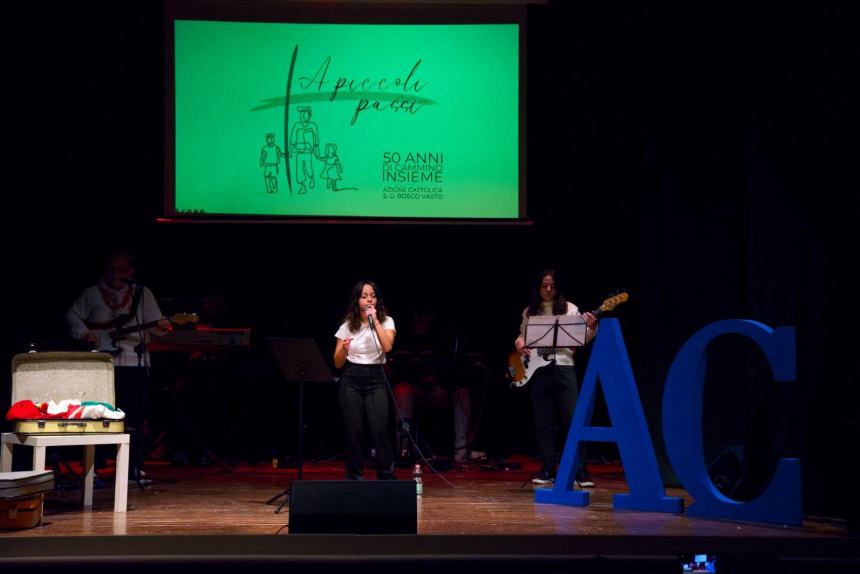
top-left (525, 314), bottom-right (588, 348)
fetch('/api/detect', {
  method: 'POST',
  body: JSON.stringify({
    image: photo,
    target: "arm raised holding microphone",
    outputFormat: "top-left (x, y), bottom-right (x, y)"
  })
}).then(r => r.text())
top-left (333, 280), bottom-right (397, 480)
top-left (364, 303), bottom-right (395, 353)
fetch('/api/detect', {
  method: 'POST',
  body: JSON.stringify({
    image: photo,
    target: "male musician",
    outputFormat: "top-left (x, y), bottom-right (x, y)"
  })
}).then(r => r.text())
top-left (514, 269), bottom-right (598, 486)
top-left (65, 248), bottom-right (170, 483)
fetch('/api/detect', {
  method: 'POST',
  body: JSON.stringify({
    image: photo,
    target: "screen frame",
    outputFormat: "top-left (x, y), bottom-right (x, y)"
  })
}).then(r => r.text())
top-left (163, 0), bottom-right (529, 224)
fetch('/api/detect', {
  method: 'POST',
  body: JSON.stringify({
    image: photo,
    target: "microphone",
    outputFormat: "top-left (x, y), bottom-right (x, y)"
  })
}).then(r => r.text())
top-left (365, 304), bottom-right (375, 327)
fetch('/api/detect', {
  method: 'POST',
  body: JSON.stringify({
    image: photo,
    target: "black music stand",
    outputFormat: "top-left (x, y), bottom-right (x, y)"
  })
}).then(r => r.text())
top-left (525, 314), bottom-right (587, 349)
top-left (266, 338), bottom-right (334, 513)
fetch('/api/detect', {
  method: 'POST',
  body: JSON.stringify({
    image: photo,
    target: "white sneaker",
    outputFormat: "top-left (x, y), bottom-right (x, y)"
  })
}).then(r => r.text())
top-left (532, 472), bottom-right (555, 485)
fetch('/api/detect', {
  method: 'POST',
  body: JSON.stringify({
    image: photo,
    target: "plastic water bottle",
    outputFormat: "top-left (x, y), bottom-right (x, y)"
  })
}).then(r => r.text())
top-left (413, 463), bottom-right (423, 495)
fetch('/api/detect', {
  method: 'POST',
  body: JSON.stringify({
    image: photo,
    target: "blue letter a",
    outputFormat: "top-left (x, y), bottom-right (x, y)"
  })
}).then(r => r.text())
top-left (536, 319), bottom-right (683, 512)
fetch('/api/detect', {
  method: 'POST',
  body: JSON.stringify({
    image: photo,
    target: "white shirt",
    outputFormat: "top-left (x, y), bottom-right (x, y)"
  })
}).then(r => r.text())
top-left (65, 281), bottom-right (164, 367)
top-left (335, 316), bottom-right (396, 365)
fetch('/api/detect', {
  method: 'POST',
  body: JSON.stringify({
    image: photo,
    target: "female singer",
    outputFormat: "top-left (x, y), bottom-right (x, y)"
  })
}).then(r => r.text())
top-left (334, 280), bottom-right (397, 479)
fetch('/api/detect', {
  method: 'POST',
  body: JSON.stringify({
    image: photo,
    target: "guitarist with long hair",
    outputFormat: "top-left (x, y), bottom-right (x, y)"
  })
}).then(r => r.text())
top-left (65, 248), bottom-right (171, 485)
top-left (514, 269), bottom-right (598, 486)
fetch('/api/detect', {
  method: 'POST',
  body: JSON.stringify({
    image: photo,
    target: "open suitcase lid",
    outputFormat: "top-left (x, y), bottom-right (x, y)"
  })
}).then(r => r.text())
top-left (10, 352), bottom-right (115, 406)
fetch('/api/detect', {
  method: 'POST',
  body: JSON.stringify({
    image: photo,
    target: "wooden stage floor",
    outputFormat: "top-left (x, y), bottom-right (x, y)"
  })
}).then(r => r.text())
top-left (2, 456), bottom-right (857, 572)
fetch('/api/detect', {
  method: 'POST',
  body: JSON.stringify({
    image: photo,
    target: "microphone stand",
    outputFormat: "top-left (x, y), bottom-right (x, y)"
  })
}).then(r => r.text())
top-left (372, 311), bottom-right (459, 489)
top-left (127, 281), bottom-right (148, 372)
top-left (130, 281), bottom-right (149, 490)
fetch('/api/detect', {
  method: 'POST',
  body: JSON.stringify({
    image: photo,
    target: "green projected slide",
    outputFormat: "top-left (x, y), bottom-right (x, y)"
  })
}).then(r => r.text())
top-left (173, 20), bottom-right (520, 219)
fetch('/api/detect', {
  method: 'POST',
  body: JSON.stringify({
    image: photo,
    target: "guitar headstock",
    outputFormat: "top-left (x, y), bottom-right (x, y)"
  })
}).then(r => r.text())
top-left (599, 291), bottom-right (629, 313)
top-left (171, 313), bottom-right (200, 326)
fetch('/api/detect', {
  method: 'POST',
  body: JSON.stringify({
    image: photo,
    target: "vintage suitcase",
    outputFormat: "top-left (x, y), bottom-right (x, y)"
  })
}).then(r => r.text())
top-left (0, 494), bottom-right (45, 529)
top-left (0, 470), bottom-right (54, 499)
top-left (10, 351), bottom-right (124, 434)
top-left (0, 470), bottom-right (53, 529)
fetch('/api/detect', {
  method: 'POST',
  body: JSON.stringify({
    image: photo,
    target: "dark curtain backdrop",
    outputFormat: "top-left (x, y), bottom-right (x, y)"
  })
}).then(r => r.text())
top-left (5, 1), bottom-right (856, 519)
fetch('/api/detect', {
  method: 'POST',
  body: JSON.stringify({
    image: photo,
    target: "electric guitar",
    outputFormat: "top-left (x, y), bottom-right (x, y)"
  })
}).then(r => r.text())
top-left (85, 313), bottom-right (199, 355)
top-left (507, 292), bottom-right (628, 387)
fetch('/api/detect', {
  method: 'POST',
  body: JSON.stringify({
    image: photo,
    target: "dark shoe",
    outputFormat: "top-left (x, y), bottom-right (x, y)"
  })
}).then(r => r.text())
top-left (454, 448), bottom-right (487, 463)
top-left (376, 461), bottom-right (397, 480)
top-left (532, 466), bottom-right (555, 485)
top-left (128, 477), bottom-right (153, 486)
top-left (129, 468), bottom-right (152, 486)
top-left (576, 469), bottom-right (594, 488)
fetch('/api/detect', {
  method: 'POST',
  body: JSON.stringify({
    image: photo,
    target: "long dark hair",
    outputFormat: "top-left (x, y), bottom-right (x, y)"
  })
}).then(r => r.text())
top-left (343, 280), bottom-right (389, 333)
top-left (527, 269), bottom-right (568, 316)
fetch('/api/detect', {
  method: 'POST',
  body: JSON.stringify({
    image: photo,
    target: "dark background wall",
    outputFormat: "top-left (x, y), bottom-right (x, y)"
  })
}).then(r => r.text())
top-left (5, 1), bottom-right (856, 520)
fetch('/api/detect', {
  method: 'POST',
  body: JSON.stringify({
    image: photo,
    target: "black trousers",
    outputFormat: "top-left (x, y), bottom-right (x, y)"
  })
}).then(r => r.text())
top-left (339, 361), bottom-right (395, 479)
top-left (531, 364), bottom-right (583, 471)
top-left (115, 366), bottom-right (150, 474)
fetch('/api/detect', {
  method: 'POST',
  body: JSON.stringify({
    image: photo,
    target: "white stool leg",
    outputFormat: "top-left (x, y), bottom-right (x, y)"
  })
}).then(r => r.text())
top-left (0, 439), bottom-right (12, 472)
top-left (33, 445), bottom-right (47, 472)
top-left (114, 439), bottom-right (129, 512)
top-left (83, 444), bottom-right (95, 507)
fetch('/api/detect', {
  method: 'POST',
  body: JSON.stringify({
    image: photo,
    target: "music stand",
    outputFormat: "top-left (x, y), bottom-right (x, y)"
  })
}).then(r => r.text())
top-left (266, 338), bottom-right (334, 513)
top-left (525, 314), bottom-right (588, 349)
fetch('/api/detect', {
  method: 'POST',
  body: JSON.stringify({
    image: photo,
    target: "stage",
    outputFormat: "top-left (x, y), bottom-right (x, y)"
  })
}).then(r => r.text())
top-left (1, 456), bottom-right (856, 572)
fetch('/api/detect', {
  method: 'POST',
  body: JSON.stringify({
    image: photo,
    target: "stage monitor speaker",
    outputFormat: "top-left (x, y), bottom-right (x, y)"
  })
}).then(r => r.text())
top-left (288, 480), bottom-right (417, 534)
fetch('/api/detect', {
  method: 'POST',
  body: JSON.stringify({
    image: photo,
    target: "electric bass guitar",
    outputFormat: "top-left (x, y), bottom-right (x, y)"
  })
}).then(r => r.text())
top-left (85, 313), bottom-right (199, 355)
top-left (506, 292), bottom-right (628, 387)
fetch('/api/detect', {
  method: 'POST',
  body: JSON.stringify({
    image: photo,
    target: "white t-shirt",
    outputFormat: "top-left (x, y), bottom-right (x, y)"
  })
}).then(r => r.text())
top-left (335, 316), bottom-right (396, 365)
top-left (65, 281), bottom-right (165, 367)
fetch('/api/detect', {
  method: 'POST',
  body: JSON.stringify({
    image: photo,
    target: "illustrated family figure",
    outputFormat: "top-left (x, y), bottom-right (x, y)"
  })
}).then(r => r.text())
top-left (259, 106), bottom-right (344, 194)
